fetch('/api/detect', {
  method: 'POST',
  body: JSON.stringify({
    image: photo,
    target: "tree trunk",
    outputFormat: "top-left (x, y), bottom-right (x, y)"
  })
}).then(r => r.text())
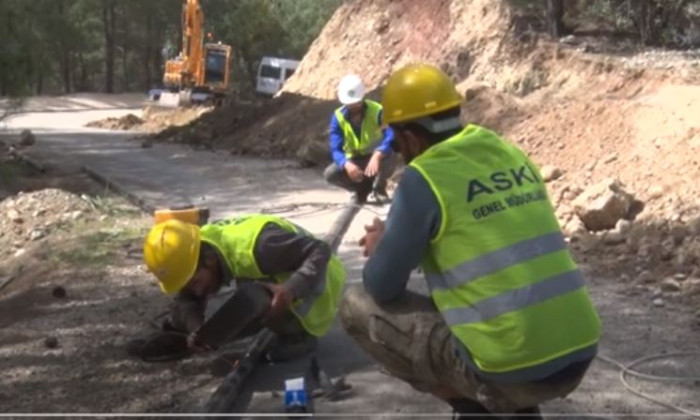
top-left (103, 0), bottom-right (116, 93)
top-left (143, 13), bottom-right (152, 90)
top-left (122, 46), bottom-right (129, 92)
top-left (62, 50), bottom-right (72, 93)
top-left (56, 0), bottom-right (71, 94)
top-left (546, 0), bottom-right (566, 38)
top-left (237, 47), bottom-right (258, 93)
top-left (121, 8), bottom-right (130, 92)
top-left (77, 52), bottom-right (87, 92)
top-left (153, 13), bottom-right (165, 87)
top-left (36, 67), bottom-right (44, 95)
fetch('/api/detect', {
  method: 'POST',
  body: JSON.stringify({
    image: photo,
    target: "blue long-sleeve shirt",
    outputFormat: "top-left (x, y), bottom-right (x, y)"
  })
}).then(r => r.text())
top-left (363, 167), bottom-right (441, 302)
top-left (329, 104), bottom-right (395, 167)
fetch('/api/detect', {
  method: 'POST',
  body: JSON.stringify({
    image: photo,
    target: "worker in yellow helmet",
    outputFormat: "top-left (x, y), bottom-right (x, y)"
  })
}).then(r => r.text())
top-left (141, 214), bottom-right (345, 360)
top-left (339, 64), bottom-right (601, 419)
top-left (324, 74), bottom-right (397, 204)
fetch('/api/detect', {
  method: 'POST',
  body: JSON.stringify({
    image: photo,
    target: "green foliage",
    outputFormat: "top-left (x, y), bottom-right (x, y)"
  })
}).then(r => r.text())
top-left (0, 0), bottom-right (340, 96)
top-left (204, 0), bottom-right (340, 92)
top-left (510, 0), bottom-right (700, 47)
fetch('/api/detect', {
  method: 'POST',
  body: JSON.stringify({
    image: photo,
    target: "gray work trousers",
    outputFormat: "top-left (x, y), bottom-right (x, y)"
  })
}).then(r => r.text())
top-left (339, 285), bottom-right (589, 413)
top-left (324, 152), bottom-right (398, 194)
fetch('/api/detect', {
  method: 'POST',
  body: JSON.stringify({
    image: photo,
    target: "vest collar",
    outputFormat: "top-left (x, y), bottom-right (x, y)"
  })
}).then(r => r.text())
top-left (342, 100), bottom-right (367, 118)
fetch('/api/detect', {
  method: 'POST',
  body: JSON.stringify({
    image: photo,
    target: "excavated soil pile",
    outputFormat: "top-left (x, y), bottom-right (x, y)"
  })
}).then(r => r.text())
top-left (151, 93), bottom-right (338, 165)
top-left (86, 114), bottom-right (144, 131)
top-left (87, 106), bottom-right (212, 133)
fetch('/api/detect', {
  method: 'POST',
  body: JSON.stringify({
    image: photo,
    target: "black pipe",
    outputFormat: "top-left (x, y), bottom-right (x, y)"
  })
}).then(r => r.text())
top-left (323, 204), bottom-right (362, 254)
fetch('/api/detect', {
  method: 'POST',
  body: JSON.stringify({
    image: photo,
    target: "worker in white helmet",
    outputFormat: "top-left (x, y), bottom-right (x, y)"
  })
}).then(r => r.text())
top-left (324, 74), bottom-right (397, 204)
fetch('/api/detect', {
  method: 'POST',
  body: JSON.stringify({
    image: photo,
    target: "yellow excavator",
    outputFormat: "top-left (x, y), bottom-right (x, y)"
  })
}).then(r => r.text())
top-left (149, 0), bottom-right (232, 107)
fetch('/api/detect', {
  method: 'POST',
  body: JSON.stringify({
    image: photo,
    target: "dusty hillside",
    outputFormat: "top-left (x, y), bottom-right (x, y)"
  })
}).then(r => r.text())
top-left (281, 0), bottom-right (511, 98)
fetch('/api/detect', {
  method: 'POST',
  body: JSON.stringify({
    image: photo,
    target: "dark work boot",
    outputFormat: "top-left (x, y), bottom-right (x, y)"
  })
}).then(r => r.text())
top-left (351, 178), bottom-right (374, 205)
top-left (449, 398), bottom-right (494, 420)
top-left (351, 190), bottom-right (369, 205)
top-left (371, 188), bottom-right (391, 205)
top-left (351, 184), bottom-right (373, 205)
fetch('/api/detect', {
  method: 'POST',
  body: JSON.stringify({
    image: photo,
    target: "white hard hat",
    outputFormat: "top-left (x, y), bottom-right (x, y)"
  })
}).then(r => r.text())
top-left (337, 74), bottom-right (365, 105)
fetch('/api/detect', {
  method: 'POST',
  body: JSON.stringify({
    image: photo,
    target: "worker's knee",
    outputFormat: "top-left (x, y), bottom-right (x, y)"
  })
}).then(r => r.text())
top-left (323, 163), bottom-right (343, 183)
top-left (339, 284), bottom-right (374, 331)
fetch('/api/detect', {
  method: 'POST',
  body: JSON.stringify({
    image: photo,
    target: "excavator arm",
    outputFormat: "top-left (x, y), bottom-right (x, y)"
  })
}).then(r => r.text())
top-left (155, 0), bottom-right (232, 107)
top-left (163, 0), bottom-right (203, 89)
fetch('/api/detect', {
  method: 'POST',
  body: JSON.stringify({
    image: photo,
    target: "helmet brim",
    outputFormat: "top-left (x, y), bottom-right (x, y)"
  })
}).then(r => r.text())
top-left (338, 92), bottom-right (364, 105)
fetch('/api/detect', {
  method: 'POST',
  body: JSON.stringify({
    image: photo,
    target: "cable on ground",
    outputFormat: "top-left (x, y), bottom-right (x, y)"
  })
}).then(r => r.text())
top-left (596, 352), bottom-right (700, 418)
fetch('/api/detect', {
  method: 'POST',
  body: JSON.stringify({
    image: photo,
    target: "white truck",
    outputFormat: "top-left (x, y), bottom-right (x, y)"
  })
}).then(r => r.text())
top-left (255, 57), bottom-right (300, 97)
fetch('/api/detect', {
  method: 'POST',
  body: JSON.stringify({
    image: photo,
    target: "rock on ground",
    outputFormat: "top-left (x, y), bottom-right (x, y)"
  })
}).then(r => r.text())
top-left (18, 129), bottom-right (36, 147)
top-left (573, 178), bottom-right (636, 232)
top-left (0, 189), bottom-right (94, 258)
top-left (541, 165), bottom-right (563, 182)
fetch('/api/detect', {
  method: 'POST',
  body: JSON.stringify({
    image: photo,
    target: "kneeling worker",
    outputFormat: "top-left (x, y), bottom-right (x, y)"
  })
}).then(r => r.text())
top-left (143, 214), bottom-right (346, 358)
top-left (339, 63), bottom-right (601, 418)
top-left (324, 74), bottom-right (397, 204)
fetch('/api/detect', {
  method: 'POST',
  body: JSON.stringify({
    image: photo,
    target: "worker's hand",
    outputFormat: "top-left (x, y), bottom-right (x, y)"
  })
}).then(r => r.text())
top-left (262, 283), bottom-right (295, 323)
top-left (364, 151), bottom-right (383, 178)
top-left (186, 331), bottom-right (211, 354)
top-left (344, 161), bottom-right (364, 183)
top-left (359, 217), bottom-right (385, 257)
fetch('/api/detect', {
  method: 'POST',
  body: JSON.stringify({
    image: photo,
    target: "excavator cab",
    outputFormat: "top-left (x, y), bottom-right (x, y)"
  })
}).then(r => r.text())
top-left (204, 43), bottom-right (230, 87)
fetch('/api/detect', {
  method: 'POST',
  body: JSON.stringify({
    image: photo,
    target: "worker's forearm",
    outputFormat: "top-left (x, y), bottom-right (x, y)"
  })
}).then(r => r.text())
top-left (284, 240), bottom-right (331, 299)
top-left (375, 126), bottom-right (395, 154)
top-left (254, 224), bottom-right (332, 300)
top-left (332, 150), bottom-right (347, 167)
top-left (363, 168), bottom-right (441, 303)
top-left (169, 292), bottom-right (207, 333)
top-left (330, 115), bottom-right (347, 166)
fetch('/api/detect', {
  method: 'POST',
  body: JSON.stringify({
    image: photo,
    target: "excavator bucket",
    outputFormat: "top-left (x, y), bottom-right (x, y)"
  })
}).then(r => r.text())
top-left (147, 89), bottom-right (201, 108)
top-left (157, 92), bottom-right (182, 108)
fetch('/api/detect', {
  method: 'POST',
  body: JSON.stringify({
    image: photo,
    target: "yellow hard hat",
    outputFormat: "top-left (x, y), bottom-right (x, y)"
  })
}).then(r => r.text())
top-left (143, 219), bottom-right (201, 295)
top-left (381, 63), bottom-right (463, 125)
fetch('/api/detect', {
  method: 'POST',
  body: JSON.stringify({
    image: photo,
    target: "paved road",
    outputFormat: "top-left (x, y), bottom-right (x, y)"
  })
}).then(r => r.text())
top-left (4, 104), bottom-right (700, 418)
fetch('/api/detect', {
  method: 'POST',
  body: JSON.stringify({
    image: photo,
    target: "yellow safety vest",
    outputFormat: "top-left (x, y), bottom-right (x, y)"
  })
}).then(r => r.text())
top-left (200, 214), bottom-right (346, 337)
top-left (410, 125), bottom-right (601, 377)
top-left (335, 100), bottom-right (383, 158)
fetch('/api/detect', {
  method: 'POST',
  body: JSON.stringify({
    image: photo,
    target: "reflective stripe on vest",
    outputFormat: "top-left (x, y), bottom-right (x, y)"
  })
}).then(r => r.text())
top-left (335, 100), bottom-right (383, 158)
top-left (441, 269), bottom-right (585, 326)
top-left (425, 231), bottom-right (568, 291)
top-left (410, 125), bottom-right (601, 376)
top-left (201, 214), bottom-right (346, 337)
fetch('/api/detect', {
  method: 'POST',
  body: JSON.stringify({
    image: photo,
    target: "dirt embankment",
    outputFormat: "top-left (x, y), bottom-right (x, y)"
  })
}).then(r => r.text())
top-left (149, 94), bottom-right (339, 166)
